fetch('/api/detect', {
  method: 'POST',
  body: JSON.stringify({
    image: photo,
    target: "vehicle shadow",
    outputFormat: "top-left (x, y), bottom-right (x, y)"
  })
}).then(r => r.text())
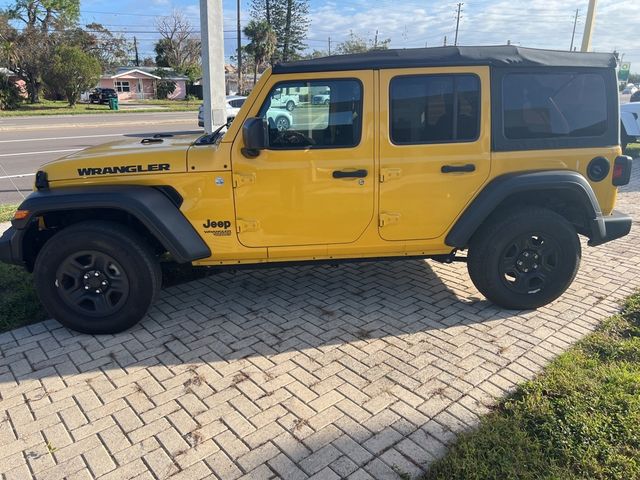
top-left (0, 259), bottom-right (517, 383)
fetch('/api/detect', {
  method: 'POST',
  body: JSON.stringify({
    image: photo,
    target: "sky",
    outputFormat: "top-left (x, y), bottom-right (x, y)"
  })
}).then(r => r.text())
top-left (3, 0), bottom-right (640, 72)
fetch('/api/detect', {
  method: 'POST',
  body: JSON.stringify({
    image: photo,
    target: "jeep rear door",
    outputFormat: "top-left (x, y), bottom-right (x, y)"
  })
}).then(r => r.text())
top-left (378, 66), bottom-right (491, 241)
top-left (231, 71), bottom-right (375, 250)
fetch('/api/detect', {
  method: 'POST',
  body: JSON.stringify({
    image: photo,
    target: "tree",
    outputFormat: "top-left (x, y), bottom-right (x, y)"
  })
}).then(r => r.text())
top-left (153, 68), bottom-right (177, 100)
top-left (155, 11), bottom-right (201, 75)
top-left (250, 0), bottom-right (309, 63)
top-left (48, 45), bottom-right (100, 106)
top-left (336, 30), bottom-right (391, 55)
top-left (0, 0), bottom-right (80, 102)
top-left (50, 23), bottom-right (129, 76)
top-left (243, 20), bottom-right (277, 85)
top-left (0, 71), bottom-right (22, 110)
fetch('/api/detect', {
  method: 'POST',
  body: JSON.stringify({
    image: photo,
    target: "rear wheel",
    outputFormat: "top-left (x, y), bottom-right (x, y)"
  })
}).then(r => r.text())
top-left (467, 207), bottom-right (581, 310)
top-left (34, 221), bottom-right (161, 334)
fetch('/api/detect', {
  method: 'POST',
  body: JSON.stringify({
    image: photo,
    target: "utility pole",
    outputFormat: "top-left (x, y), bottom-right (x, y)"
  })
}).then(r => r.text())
top-left (570, 8), bottom-right (579, 52)
top-left (454, 2), bottom-right (463, 46)
top-left (328, 37), bottom-right (331, 55)
top-left (443, 35), bottom-right (447, 46)
top-left (200, 0), bottom-right (227, 133)
top-left (133, 36), bottom-right (140, 67)
top-left (237, 0), bottom-right (242, 95)
top-left (581, 0), bottom-right (597, 52)
top-left (374, 29), bottom-right (379, 49)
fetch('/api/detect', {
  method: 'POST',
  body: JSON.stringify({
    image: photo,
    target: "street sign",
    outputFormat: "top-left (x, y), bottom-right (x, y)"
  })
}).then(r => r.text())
top-left (619, 63), bottom-right (631, 82)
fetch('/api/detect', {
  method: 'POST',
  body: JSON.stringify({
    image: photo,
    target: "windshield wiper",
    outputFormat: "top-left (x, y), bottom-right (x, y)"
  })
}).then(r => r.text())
top-left (197, 120), bottom-right (232, 145)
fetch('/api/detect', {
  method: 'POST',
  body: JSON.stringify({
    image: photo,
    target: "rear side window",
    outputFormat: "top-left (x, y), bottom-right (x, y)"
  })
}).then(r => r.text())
top-left (502, 72), bottom-right (607, 139)
top-left (390, 74), bottom-right (480, 144)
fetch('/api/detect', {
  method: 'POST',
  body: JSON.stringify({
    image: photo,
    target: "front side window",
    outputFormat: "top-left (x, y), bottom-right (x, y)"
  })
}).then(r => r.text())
top-left (259, 79), bottom-right (363, 149)
top-left (115, 81), bottom-right (130, 93)
top-left (502, 72), bottom-right (607, 139)
top-left (390, 74), bottom-right (480, 144)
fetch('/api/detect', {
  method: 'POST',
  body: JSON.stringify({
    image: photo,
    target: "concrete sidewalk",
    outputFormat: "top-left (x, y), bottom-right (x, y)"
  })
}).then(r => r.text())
top-left (0, 165), bottom-right (639, 479)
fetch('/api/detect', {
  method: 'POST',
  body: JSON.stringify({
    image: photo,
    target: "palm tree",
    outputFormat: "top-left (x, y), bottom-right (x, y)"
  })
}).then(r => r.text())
top-left (243, 20), bottom-right (276, 86)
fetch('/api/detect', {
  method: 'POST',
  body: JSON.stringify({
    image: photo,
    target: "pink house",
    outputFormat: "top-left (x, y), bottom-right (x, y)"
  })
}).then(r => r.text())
top-left (98, 67), bottom-right (188, 101)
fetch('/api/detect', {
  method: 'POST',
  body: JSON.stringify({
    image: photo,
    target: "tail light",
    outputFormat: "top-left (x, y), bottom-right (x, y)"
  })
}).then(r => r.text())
top-left (612, 155), bottom-right (632, 187)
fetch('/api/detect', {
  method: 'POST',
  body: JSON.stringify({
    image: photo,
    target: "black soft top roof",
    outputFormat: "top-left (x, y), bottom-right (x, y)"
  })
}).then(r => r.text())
top-left (273, 45), bottom-right (617, 74)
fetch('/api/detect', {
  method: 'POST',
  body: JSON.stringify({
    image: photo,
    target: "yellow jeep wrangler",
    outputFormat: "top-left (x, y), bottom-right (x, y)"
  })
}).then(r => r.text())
top-left (0, 46), bottom-right (633, 334)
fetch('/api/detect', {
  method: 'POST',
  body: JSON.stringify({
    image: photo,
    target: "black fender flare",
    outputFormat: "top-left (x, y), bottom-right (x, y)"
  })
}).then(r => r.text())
top-left (445, 170), bottom-right (605, 248)
top-left (12, 185), bottom-right (210, 264)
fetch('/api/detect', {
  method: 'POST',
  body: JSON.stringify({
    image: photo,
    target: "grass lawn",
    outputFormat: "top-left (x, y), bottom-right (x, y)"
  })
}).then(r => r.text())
top-left (423, 292), bottom-right (640, 480)
top-left (0, 99), bottom-right (199, 117)
top-left (0, 203), bottom-right (17, 222)
top-left (0, 264), bottom-right (47, 332)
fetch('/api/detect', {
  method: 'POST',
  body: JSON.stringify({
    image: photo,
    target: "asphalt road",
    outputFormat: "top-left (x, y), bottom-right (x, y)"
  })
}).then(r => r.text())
top-left (0, 111), bottom-right (200, 204)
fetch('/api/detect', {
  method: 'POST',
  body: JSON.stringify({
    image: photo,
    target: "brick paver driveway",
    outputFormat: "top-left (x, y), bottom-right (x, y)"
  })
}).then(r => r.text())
top-left (1, 162), bottom-right (639, 480)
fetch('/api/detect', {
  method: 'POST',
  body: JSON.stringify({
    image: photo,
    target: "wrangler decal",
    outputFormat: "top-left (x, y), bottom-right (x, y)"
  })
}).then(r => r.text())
top-left (77, 163), bottom-right (170, 176)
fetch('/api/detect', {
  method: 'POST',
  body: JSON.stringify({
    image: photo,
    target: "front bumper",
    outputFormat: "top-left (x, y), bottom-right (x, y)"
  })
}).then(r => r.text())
top-left (0, 226), bottom-right (24, 266)
top-left (589, 210), bottom-right (633, 247)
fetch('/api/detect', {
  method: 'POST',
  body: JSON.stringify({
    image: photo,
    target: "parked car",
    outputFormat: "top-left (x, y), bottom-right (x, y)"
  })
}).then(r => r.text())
top-left (622, 84), bottom-right (638, 95)
top-left (312, 90), bottom-right (331, 105)
top-left (198, 96), bottom-right (292, 131)
top-left (198, 95), bottom-right (247, 127)
top-left (89, 88), bottom-right (117, 104)
top-left (0, 46), bottom-right (632, 334)
top-left (630, 90), bottom-right (640, 103)
top-left (268, 88), bottom-right (298, 111)
top-left (621, 101), bottom-right (640, 151)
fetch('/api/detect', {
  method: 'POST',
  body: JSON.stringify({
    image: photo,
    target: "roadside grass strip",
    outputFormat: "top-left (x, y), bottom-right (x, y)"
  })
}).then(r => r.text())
top-left (0, 203), bottom-right (17, 222)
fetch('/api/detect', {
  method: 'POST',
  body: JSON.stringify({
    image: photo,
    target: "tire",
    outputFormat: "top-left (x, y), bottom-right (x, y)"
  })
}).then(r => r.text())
top-left (324, 99), bottom-right (330, 105)
top-left (467, 207), bottom-right (581, 310)
top-left (33, 221), bottom-right (161, 334)
top-left (286, 100), bottom-right (295, 111)
top-left (275, 115), bottom-right (291, 131)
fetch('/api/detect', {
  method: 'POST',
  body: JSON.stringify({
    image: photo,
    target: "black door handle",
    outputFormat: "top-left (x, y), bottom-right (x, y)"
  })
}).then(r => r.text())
top-left (332, 169), bottom-right (368, 179)
top-left (441, 164), bottom-right (476, 173)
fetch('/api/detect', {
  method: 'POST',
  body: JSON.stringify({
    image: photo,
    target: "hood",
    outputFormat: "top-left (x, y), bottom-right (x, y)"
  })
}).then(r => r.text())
top-left (41, 134), bottom-right (200, 182)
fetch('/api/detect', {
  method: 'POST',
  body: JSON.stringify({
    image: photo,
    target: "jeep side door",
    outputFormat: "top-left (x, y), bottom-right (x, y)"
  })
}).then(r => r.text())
top-left (378, 67), bottom-right (491, 240)
top-left (231, 72), bottom-right (375, 250)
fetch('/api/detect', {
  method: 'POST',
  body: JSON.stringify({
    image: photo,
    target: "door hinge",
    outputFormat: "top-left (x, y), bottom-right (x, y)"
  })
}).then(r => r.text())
top-left (379, 212), bottom-right (401, 227)
top-left (380, 168), bottom-right (401, 183)
top-left (233, 173), bottom-right (256, 188)
top-left (236, 219), bottom-right (260, 233)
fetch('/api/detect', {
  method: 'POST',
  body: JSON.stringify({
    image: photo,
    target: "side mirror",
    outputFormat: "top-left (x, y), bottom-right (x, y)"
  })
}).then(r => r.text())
top-left (242, 117), bottom-right (268, 158)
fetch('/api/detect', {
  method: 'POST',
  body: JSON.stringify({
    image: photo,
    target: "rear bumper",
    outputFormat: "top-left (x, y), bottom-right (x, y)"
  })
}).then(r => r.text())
top-left (0, 227), bottom-right (24, 266)
top-left (589, 210), bottom-right (633, 247)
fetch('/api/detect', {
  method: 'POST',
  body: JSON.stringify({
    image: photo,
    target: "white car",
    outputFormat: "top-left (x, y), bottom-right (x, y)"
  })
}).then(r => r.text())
top-left (620, 101), bottom-right (640, 151)
top-left (622, 84), bottom-right (638, 95)
top-left (198, 96), bottom-right (293, 131)
top-left (268, 88), bottom-right (298, 111)
top-left (312, 90), bottom-right (331, 105)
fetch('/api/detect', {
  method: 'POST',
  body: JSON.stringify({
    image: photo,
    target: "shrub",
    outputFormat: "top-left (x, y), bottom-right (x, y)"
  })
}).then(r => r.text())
top-left (0, 72), bottom-right (22, 110)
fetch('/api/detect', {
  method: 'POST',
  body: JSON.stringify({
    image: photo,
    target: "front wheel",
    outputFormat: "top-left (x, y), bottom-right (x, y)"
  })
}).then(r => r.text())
top-left (34, 221), bottom-right (161, 334)
top-left (275, 115), bottom-right (291, 131)
top-left (467, 207), bottom-right (581, 310)
top-left (286, 100), bottom-right (295, 111)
